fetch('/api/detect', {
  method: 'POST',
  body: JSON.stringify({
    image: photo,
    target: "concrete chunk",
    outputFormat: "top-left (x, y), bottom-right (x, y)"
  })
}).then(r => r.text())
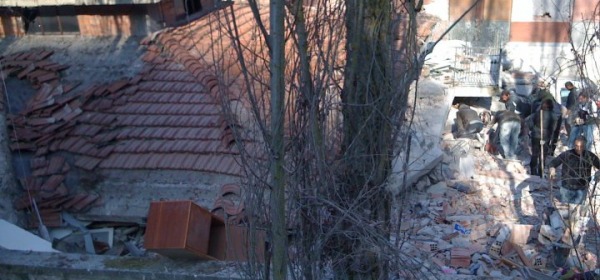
top-left (0, 219), bottom-right (59, 253)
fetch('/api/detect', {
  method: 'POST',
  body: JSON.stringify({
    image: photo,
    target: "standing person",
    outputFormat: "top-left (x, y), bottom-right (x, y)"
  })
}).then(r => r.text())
top-left (499, 89), bottom-right (517, 112)
top-left (568, 92), bottom-right (597, 150)
top-left (529, 81), bottom-right (563, 155)
top-left (548, 137), bottom-right (600, 253)
top-left (489, 110), bottom-right (522, 160)
top-left (530, 79), bottom-right (553, 113)
top-left (531, 99), bottom-right (555, 176)
top-left (453, 103), bottom-right (483, 139)
top-left (549, 136), bottom-right (600, 204)
top-left (500, 89), bottom-right (532, 118)
top-left (565, 81), bottom-right (579, 137)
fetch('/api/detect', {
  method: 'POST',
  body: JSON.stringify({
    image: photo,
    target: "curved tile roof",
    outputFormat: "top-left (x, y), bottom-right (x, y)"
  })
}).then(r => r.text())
top-left (1, 44), bottom-right (245, 222)
top-left (4, 50), bottom-right (243, 175)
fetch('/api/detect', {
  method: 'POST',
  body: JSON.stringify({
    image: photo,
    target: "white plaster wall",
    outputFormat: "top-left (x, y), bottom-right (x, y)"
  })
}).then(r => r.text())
top-left (510, 0), bottom-right (572, 22)
top-left (571, 22), bottom-right (600, 86)
top-left (423, 0), bottom-right (449, 21)
top-left (505, 42), bottom-right (577, 78)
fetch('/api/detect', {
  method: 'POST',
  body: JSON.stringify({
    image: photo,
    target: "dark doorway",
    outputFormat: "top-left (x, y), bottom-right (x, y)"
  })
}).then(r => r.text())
top-left (185, 0), bottom-right (202, 15)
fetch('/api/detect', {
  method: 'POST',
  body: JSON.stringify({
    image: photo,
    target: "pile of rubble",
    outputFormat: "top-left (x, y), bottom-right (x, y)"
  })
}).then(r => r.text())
top-left (399, 137), bottom-right (600, 279)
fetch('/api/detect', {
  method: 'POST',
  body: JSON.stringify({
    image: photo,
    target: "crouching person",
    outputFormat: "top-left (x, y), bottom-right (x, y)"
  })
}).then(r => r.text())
top-left (454, 103), bottom-right (483, 139)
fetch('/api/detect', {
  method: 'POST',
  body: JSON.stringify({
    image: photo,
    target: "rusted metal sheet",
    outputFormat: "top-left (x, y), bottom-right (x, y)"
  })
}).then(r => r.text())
top-left (144, 200), bottom-right (265, 261)
top-left (209, 224), bottom-right (266, 262)
top-left (144, 200), bottom-right (221, 260)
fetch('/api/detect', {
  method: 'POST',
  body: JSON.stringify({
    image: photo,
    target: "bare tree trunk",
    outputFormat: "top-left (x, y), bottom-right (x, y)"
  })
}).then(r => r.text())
top-left (270, 0), bottom-right (287, 278)
top-left (337, 0), bottom-right (393, 277)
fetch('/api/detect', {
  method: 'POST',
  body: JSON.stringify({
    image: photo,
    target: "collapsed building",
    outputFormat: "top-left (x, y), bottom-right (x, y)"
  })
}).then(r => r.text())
top-left (1, 0), bottom-right (600, 279)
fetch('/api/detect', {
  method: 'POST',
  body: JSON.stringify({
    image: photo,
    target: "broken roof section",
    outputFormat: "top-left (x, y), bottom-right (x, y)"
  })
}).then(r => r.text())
top-left (3, 49), bottom-right (244, 173)
top-left (1, 35), bottom-right (247, 225)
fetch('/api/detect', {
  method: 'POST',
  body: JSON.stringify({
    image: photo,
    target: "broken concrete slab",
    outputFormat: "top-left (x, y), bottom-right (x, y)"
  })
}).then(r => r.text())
top-left (389, 79), bottom-right (449, 194)
top-left (0, 219), bottom-right (59, 253)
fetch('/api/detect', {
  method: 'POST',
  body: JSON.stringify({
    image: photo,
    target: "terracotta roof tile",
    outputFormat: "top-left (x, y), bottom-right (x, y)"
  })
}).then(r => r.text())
top-left (28, 209), bottom-right (62, 228)
top-left (192, 155), bottom-right (211, 171)
top-left (211, 155), bottom-right (228, 172)
top-left (111, 95), bottom-right (127, 106)
top-left (95, 146), bottom-right (114, 158)
top-left (137, 140), bottom-right (152, 153)
top-left (123, 85), bottom-right (139, 96)
top-left (17, 64), bottom-right (36, 79)
top-left (75, 141), bottom-right (96, 155)
top-left (146, 154), bottom-right (163, 169)
top-left (69, 194), bottom-right (100, 212)
top-left (37, 195), bottom-right (70, 210)
top-left (27, 117), bottom-right (56, 126)
top-left (113, 127), bottom-right (132, 140)
top-left (156, 153), bottom-right (175, 169)
top-left (13, 127), bottom-right (42, 141)
top-left (91, 131), bottom-right (118, 144)
top-left (39, 184), bottom-right (68, 200)
top-left (97, 155), bottom-right (117, 169)
top-left (30, 157), bottom-right (47, 170)
top-left (61, 193), bottom-right (89, 210)
top-left (41, 175), bottom-right (65, 192)
top-left (57, 137), bottom-right (79, 151)
top-left (70, 124), bottom-right (103, 137)
top-left (10, 142), bottom-right (36, 151)
top-left (69, 137), bottom-right (91, 154)
top-left (47, 156), bottom-right (65, 174)
top-left (35, 50), bottom-right (54, 60)
top-left (34, 72), bottom-right (59, 84)
top-left (107, 79), bottom-right (130, 93)
top-left (35, 146), bottom-right (49, 156)
top-left (75, 156), bottom-right (102, 171)
top-left (178, 154), bottom-right (197, 169)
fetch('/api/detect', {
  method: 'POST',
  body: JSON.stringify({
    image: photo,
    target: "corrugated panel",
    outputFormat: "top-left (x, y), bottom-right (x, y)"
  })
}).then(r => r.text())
top-left (509, 22), bottom-right (570, 43)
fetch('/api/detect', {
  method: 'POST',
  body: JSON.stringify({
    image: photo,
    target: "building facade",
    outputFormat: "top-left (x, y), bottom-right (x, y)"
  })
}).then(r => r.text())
top-left (425, 0), bottom-right (600, 83)
top-left (0, 0), bottom-right (221, 36)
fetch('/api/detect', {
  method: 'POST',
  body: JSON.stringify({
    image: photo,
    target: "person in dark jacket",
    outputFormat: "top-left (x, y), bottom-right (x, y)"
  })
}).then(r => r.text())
top-left (568, 92), bottom-right (597, 150)
top-left (454, 104), bottom-right (483, 139)
top-left (549, 136), bottom-right (600, 260)
top-left (499, 90), bottom-right (517, 112)
top-left (489, 110), bottom-right (522, 159)
top-left (530, 99), bottom-right (555, 176)
top-left (549, 136), bottom-right (600, 204)
top-left (528, 82), bottom-right (563, 155)
top-left (565, 81), bottom-right (579, 137)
